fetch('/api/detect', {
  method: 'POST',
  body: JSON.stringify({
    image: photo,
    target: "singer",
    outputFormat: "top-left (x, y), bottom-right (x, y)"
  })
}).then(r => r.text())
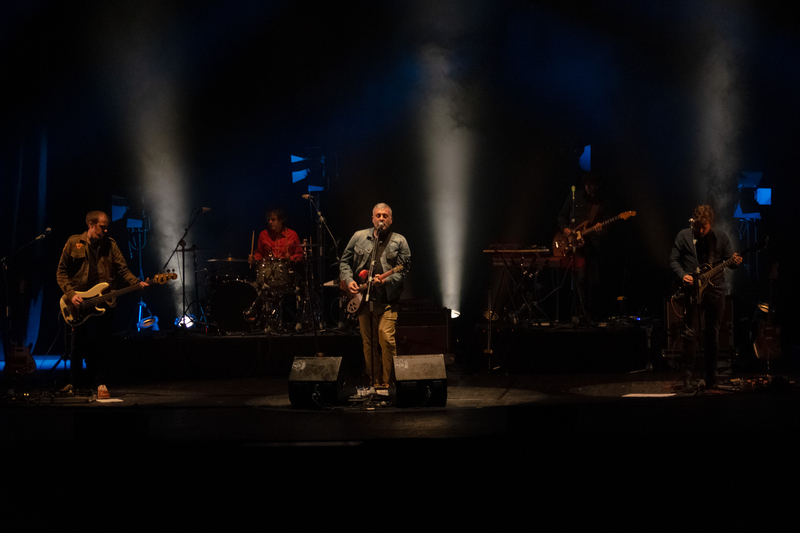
top-left (56, 210), bottom-right (147, 399)
top-left (669, 204), bottom-right (741, 392)
top-left (339, 203), bottom-right (410, 389)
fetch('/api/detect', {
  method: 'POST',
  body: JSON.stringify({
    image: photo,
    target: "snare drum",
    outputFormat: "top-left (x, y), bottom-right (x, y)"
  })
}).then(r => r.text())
top-left (209, 279), bottom-right (259, 333)
top-left (256, 258), bottom-right (293, 290)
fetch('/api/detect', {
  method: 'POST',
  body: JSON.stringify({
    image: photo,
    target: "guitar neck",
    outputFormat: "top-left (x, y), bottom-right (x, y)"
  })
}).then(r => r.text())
top-left (700, 255), bottom-right (739, 283)
top-left (582, 216), bottom-right (615, 236)
top-left (81, 281), bottom-right (143, 309)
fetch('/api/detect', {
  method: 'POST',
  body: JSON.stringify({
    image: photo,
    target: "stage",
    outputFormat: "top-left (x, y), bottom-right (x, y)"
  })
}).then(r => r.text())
top-left (3, 323), bottom-right (797, 446)
top-left (3, 326), bottom-right (798, 526)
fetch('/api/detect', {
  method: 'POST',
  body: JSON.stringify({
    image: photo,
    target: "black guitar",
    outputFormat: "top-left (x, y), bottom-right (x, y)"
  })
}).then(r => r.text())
top-left (672, 238), bottom-right (767, 306)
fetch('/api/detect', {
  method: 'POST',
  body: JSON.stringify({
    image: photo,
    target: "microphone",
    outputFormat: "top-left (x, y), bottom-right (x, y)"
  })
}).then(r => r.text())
top-left (571, 185), bottom-right (576, 200)
top-left (35, 228), bottom-right (51, 241)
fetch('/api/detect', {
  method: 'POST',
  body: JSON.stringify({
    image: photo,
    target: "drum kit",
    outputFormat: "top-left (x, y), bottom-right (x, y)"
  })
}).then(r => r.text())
top-left (202, 244), bottom-right (322, 334)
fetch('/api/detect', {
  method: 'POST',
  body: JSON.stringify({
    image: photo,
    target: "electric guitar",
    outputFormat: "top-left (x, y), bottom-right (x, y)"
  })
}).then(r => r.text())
top-left (552, 211), bottom-right (636, 257)
top-left (59, 272), bottom-right (176, 326)
top-left (342, 261), bottom-right (410, 316)
top-left (671, 238), bottom-right (767, 306)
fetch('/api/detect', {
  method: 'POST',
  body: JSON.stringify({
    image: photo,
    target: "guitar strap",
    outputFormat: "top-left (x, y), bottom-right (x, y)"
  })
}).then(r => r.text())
top-left (374, 231), bottom-right (394, 272)
top-left (587, 203), bottom-right (600, 225)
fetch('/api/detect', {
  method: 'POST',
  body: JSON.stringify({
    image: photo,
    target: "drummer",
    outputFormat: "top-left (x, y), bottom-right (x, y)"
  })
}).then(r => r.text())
top-left (248, 208), bottom-right (303, 265)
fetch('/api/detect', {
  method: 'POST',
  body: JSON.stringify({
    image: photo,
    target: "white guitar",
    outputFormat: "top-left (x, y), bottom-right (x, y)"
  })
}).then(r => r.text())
top-left (59, 272), bottom-right (176, 326)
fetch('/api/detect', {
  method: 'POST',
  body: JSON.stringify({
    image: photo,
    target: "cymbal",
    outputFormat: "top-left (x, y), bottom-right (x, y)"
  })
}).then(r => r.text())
top-left (208, 257), bottom-right (248, 263)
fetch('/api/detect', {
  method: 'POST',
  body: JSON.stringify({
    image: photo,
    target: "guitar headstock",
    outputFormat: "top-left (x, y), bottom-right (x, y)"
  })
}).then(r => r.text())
top-left (395, 260), bottom-right (411, 274)
top-left (619, 211), bottom-right (636, 220)
top-left (152, 271), bottom-right (178, 285)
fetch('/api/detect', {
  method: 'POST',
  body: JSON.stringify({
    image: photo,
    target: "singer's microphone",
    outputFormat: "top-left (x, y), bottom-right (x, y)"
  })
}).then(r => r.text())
top-left (35, 228), bottom-right (52, 241)
top-left (571, 185), bottom-right (576, 199)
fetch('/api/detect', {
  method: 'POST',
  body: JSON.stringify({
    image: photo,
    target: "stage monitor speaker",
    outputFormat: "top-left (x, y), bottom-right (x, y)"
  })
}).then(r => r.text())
top-left (393, 354), bottom-right (447, 408)
top-left (288, 356), bottom-right (344, 409)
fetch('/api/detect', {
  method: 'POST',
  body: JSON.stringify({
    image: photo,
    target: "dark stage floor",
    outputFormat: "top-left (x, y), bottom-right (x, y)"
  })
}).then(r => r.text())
top-left (3, 337), bottom-right (799, 526)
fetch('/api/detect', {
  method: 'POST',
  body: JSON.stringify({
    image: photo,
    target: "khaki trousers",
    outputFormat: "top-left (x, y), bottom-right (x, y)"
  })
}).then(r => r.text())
top-left (358, 304), bottom-right (397, 385)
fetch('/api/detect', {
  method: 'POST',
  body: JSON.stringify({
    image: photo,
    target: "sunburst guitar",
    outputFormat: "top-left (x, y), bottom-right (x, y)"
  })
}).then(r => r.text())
top-left (553, 211), bottom-right (636, 257)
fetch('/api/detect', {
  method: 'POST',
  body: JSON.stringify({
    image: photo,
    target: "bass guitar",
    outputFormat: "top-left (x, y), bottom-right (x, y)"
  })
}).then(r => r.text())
top-left (342, 261), bottom-right (410, 316)
top-left (671, 238), bottom-right (767, 306)
top-left (553, 211), bottom-right (636, 257)
top-left (59, 272), bottom-right (176, 326)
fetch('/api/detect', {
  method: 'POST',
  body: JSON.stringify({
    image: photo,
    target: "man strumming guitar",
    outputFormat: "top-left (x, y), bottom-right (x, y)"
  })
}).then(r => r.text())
top-left (339, 203), bottom-right (410, 390)
top-left (57, 210), bottom-right (148, 399)
top-left (669, 204), bottom-right (742, 392)
top-left (557, 171), bottom-right (610, 321)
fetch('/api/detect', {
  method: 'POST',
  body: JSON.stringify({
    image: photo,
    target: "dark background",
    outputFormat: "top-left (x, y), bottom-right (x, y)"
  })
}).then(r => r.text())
top-left (2, 0), bottom-right (796, 357)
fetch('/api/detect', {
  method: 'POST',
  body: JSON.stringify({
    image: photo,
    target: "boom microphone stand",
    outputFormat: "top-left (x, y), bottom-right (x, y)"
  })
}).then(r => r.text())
top-left (162, 208), bottom-right (208, 329)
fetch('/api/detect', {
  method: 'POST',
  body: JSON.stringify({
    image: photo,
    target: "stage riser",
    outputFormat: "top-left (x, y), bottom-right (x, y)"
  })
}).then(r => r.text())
top-left (108, 334), bottom-right (364, 382)
top-left (476, 326), bottom-right (652, 373)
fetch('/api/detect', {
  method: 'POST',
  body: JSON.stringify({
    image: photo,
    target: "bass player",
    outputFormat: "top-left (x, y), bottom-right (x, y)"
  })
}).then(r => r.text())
top-left (57, 210), bottom-right (148, 399)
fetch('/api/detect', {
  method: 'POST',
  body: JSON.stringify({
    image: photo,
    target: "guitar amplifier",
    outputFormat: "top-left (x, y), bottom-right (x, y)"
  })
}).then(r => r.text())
top-left (396, 308), bottom-right (452, 360)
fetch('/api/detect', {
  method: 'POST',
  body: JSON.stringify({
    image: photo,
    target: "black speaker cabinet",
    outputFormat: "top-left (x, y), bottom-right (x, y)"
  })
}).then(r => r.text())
top-left (288, 357), bottom-right (344, 409)
top-left (393, 354), bottom-right (447, 408)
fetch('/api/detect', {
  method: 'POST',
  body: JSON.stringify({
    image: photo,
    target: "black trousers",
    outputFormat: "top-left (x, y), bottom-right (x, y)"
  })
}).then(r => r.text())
top-left (681, 291), bottom-right (725, 384)
top-left (68, 308), bottom-right (116, 388)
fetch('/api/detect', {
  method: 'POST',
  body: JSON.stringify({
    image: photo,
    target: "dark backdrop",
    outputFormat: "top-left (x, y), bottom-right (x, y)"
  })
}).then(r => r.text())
top-left (2, 0), bottom-right (796, 356)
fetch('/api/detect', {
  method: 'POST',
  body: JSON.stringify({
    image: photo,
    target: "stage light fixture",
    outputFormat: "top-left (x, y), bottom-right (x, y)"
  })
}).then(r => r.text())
top-left (175, 314), bottom-right (195, 329)
top-left (579, 145), bottom-right (591, 171)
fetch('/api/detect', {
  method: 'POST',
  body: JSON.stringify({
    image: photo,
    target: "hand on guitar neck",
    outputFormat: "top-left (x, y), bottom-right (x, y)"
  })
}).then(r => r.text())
top-left (563, 223), bottom-right (602, 238)
top-left (70, 280), bottom-right (149, 307)
top-left (347, 268), bottom-right (394, 295)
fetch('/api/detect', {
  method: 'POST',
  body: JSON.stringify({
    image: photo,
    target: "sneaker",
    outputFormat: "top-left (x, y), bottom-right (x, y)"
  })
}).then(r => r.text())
top-left (97, 384), bottom-right (111, 399)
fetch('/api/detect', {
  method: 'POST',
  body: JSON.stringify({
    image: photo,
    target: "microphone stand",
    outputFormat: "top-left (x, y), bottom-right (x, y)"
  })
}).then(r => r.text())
top-left (686, 220), bottom-right (702, 383)
top-left (305, 195), bottom-right (344, 329)
top-left (2, 230), bottom-right (50, 378)
top-left (162, 208), bottom-right (205, 329)
top-left (364, 225), bottom-right (383, 391)
top-left (566, 186), bottom-right (587, 325)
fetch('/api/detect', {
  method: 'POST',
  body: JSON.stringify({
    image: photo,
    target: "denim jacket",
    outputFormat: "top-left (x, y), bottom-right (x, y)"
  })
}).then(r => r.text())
top-left (339, 228), bottom-right (410, 304)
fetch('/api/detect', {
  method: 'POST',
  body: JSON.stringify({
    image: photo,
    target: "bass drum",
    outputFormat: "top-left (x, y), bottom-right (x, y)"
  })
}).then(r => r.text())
top-left (209, 279), bottom-right (259, 333)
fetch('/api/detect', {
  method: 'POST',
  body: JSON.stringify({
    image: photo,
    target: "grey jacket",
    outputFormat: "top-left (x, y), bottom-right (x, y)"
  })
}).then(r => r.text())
top-left (339, 228), bottom-right (410, 304)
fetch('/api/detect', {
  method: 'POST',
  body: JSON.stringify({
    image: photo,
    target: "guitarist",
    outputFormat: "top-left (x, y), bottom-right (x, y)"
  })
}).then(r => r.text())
top-left (56, 210), bottom-right (148, 399)
top-left (339, 203), bottom-right (410, 389)
top-left (557, 171), bottom-right (610, 320)
top-left (669, 205), bottom-right (742, 391)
